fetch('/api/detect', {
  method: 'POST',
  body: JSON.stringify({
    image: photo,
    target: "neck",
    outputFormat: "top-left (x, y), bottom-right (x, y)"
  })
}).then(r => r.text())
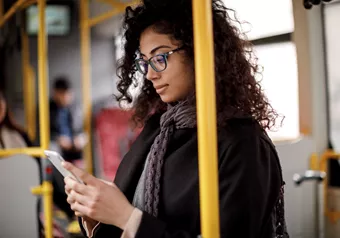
top-left (52, 97), bottom-right (64, 108)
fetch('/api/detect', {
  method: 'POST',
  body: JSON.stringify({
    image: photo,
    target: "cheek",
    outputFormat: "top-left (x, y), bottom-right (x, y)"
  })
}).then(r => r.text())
top-left (160, 58), bottom-right (195, 102)
top-left (174, 64), bottom-right (194, 90)
top-left (168, 71), bottom-right (194, 100)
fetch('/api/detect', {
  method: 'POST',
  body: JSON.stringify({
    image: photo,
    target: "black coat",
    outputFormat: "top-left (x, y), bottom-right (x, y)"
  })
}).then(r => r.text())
top-left (81, 114), bottom-right (283, 238)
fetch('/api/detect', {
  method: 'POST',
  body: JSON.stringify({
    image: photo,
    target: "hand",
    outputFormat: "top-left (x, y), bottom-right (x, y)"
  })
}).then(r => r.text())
top-left (58, 136), bottom-right (72, 150)
top-left (73, 134), bottom-right (88, 150)
top-left (64, 177), bottom-right (114, 211)
top-left (63, 162), bottom-right (134, 229)
top-left (64, 178), bottom-right (96, 224)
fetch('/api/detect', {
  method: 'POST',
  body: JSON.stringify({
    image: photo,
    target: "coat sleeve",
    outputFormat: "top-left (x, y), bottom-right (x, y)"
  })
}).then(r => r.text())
top-left (133, 134), bottom-right (281, 238)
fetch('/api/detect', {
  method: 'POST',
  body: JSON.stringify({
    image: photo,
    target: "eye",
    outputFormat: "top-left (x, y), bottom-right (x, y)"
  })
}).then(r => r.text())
top-left (153, 55), bottom-right (166, 64)
top-left (157, 57), bottom-right (165, 63)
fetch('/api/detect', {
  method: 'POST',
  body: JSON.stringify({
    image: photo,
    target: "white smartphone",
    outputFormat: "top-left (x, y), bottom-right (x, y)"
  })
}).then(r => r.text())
top-left (44, 150), bottom-right (84, 184)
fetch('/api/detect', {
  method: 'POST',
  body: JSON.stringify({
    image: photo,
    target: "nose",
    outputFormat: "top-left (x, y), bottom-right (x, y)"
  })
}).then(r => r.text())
top-left (146, 64), bottom-right (160, 81)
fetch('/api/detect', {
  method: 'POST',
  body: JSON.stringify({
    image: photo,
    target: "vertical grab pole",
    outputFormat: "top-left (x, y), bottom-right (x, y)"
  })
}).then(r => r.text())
top-left (28, 66), bottom-right (37, 141)
top-left (0, 0), bottom-right (3, 19)
top-left (42, 180), bottom-right (54, 238)
top-left (37, 0), bottom-right (49, 150)
top-left (21, 25), bottom-right (29, 133)
top-left (192, 1), bottom-right (220, 238)
top-left (80, 0), bottom-right (93, 174)
top-left (38, 0), bottom-right (53, 237)
top-left (21, 25), bottom-right (36, 141)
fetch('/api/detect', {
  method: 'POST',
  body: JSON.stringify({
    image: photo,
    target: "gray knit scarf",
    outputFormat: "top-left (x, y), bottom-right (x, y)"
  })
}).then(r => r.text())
top-left (144, 100), bottom-right (197, 217)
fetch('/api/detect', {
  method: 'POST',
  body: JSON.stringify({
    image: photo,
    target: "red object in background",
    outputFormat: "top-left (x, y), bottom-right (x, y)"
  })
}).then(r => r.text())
top-left (45, 165), bottom-right (53, 175)
top-left (95, 109), bottom-right (142, 181)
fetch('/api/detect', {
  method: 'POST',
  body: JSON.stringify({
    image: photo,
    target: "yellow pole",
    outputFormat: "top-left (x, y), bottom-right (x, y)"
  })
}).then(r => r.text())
top-left (28, 66), bottom-right (37, 141)
top-left (37, 0), bottom-right (53, 237)
top-left (95, 0), bottom-right (126, 8)
top-left (42, 181), bottom-right (54, 238)
top-left (88, 1), bottom-right (138, 27)
top-left (0, 147), bottom-right (44, 157)
top-left (80, 0), bottom-right (93, 174)
top-left (0, 0), bottom-right (26, 27)
top-left (192, 0), bottom-right (220, 238)
top-left (0, 0), bottom-right (3, 18)
top-left (21, 0), bottom-right (38, 9)
top-left (88, 8), bottom-right (124, 27)
top-left (31, 181), bottom-right (54, 235)
top-left (37, 0), bottom-right (49, 150)
top-left (21, 25), bottom-right (34, 140)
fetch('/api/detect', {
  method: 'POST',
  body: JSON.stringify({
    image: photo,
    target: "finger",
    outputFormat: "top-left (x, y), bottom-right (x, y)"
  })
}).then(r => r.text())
top-left (65, 176), bottom-right (76, 182)
top-left (70, 202), bottom-right (91, 218)
top-left (99, 179), bottom-right (113, 186)
top-left (75, 211), bottom-right (86, 217)
top-left (64, 176), bottom-right (76, 192)
top-left (64, 176), bottom-right (88, 195)
top-left (62, 162), bottom-right (94, 185)
top-left (68, 190), bottom-right (89, 206)
top-left (65, 184), bottom-right (71, 196)
top-left (67, 194), bottom-right (75, 205)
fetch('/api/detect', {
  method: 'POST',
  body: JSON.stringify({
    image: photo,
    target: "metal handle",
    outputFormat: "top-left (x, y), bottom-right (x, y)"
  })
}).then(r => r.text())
top-left (293, 170), bottom-right (326, 185)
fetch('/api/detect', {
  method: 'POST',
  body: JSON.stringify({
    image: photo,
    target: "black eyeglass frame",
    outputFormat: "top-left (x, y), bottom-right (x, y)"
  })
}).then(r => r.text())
top-left (135, 47), bottom-right (184, 75)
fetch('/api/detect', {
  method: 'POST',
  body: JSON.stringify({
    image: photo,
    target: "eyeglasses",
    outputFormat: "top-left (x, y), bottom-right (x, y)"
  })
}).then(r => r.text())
top-left (135, 47), bottom-right (183, 75)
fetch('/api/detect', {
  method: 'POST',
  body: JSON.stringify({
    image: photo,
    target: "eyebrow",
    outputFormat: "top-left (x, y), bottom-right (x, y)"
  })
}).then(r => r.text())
top-left (140, 45), bottom-right (172, 57)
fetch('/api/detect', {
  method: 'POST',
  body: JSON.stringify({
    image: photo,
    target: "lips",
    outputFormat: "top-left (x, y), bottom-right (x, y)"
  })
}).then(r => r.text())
top-left (154, 84), bottom-right (168, 94)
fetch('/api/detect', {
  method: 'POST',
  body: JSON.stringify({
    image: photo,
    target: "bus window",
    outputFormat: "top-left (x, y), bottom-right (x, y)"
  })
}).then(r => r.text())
top-left (224, 0), bottom-right (299, 141)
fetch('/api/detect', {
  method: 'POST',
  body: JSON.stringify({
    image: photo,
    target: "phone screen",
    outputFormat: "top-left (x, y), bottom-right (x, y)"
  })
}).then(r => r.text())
top-left (44, 150), bottom-right (84, 184)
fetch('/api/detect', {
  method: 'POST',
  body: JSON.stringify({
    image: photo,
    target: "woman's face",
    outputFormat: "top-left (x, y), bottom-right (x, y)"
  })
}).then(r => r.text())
top-left (0, 97), bottom-right (7, 124)
top-left (139, 26), bottom-right (195, 103)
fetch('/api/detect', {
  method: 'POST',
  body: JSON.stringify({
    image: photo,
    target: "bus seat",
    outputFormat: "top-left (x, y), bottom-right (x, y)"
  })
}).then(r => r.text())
top-left (95, 108), bottom-right (141, 181)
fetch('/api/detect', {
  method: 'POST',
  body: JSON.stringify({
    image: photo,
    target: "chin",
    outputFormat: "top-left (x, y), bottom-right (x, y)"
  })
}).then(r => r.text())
top-left (159, 94), bottom-right (177, 104)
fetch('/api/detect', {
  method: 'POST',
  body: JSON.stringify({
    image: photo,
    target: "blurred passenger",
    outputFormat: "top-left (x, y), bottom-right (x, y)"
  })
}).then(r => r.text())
top-left (49, 76), bottom-right (87, 161)
top-left (0, 89), bottom-right (44, 236)
top-left (0, 90), bottom-right (31, 148)
top-left (63, 0), bottom-right (289, 237)
top-left (48, 77), bottom-right (86, 224)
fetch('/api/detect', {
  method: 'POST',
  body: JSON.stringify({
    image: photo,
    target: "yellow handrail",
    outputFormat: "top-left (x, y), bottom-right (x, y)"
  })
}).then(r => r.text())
top-left (37, 0), bottom-right (49, 151)
top-left (87, 0), bottom-right (138, 27)
top-left (95, 0), bottom-right (126, 8)
top-left (37, 0), bottom-right (53, 237)
top-left (21, 0), bottom-right (37, 9)
top-left (21, 25), bottom-right (30, 134)
top-left (88, 7), bottom-right (124, 27)
top-left (21, 25), bottom-right (37, 141)
top-left (0, 147), bottom-right (44, 157)
top-left (0, 0), bottom-right (26, 27)
top-left (80, 0), bottom-right (93, 174)
top-left (31, 181), bottom-right (54, 238)
top-left (0, 0), bottom-right (52, 237)
top-left (319, 150), bottom-right (340, 224)
top-left (80, 0), bottom-right (139, 175)
top-left (192, 0), bottom-right (220, 238)
top-left (0, 0), bottom-right (3, 18)
top-left (27, 66), bottom-right (37, 141)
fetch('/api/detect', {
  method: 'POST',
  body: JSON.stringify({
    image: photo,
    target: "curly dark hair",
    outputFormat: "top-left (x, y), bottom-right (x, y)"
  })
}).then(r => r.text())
top-left (116, 0), bottom-right (279, 129)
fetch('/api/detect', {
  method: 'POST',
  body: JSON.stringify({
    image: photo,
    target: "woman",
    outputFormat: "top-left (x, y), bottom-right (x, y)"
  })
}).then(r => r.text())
top-left (0, 90), bottom-right (31, 148)
top-left (63, 0), bottom-right (289, 237)
top-left (0, 90), bottom-right (46, 236)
